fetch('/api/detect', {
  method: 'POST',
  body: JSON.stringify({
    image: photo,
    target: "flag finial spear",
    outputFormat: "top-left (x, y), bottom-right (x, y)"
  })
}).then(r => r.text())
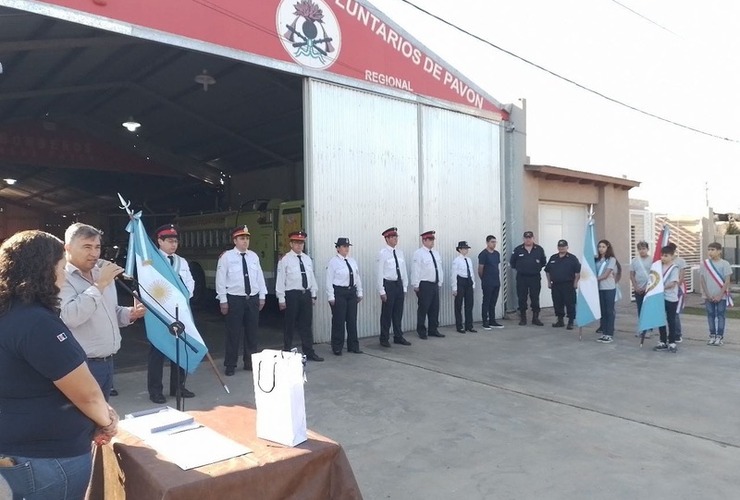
top-left (587, 204), bottom-right (595, 220)
top-left (117, 193), bottom-right (133, 217)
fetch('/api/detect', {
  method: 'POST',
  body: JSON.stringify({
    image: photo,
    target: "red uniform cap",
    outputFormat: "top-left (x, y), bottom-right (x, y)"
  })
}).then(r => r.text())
top-left (382, 227), bottom-right (398, 238)
top-left (231, 225), bottom-right (251, 238)
top-left (289, 230), bottom-right (307, 241)
top-left (156, 224), bottom-right (179, 239)
top-left (420, 230), bottom-right (436, 240)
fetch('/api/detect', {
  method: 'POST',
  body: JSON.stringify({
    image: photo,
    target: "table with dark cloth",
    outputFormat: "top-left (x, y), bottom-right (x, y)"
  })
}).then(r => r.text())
top-left (88, 405), bottom-right (362, 500)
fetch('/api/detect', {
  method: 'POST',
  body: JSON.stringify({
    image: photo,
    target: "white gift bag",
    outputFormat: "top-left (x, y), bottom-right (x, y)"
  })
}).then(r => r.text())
top-left (251, 349), bottom-right (307, 447)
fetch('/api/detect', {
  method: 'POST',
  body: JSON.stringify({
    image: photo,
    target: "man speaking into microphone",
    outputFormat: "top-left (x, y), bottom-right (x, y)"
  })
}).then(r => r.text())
top-left (59, 223), bottom-right (146, 400)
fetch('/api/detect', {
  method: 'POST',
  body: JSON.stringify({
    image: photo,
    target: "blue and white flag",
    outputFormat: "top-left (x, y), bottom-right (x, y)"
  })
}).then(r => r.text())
top-left (575, 217), bottom-right (601, 327)
top-left (124, 210), bottom-right (208, 373)
top-left (638, 225), bottom-right (670, 332)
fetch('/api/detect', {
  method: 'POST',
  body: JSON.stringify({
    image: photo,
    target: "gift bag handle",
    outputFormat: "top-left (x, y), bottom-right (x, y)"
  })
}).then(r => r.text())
top-left (257, 358), bottom-right (277, 394)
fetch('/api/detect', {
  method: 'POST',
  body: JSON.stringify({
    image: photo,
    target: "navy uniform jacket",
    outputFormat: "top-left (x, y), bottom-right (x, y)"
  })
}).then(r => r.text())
top-left (510, 244), bottom-right (547, 276)
top-left (544, 253), bottom-right (581, 283)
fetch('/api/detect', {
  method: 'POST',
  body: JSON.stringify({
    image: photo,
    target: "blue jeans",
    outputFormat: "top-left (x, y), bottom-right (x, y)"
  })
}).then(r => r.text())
top-left (86, 357), bottom-right (114, 402)
top-left (0, 452), bottom-right (92, 500)
top-left (598, 289), bottom-right (616, 335)
top-left (705, 300), bottom-right (727, 335)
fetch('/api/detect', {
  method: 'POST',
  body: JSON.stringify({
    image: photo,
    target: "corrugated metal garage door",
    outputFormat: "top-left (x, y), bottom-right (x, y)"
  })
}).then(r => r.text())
top-left (538, 203), bottom-right (588, 308)
top-left (306, 80), bottom-right (502, 341)
top-left (305, 80), bottom-right (421, 342)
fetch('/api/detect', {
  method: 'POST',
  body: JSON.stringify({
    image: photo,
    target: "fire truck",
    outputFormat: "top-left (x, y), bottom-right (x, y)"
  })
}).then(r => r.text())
top-left (175, 199), bottom-right (304, 303)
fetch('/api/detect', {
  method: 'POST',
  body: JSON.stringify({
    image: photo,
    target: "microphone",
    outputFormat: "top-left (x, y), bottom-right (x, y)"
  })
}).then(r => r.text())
top-left (96, 260), bottom-right (134, 280)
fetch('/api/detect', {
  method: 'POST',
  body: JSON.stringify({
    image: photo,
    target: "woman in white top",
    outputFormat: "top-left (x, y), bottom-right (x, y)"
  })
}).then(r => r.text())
top-left (595, 239), bottom-right (618, 342)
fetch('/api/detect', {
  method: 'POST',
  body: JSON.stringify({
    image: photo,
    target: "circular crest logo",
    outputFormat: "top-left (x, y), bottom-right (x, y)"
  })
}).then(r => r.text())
top-left (276, 0), bottom-right (341, 70)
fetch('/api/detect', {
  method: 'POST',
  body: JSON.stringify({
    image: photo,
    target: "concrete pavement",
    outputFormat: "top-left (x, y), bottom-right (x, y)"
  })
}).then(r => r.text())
top-left (107, 294), bottom-right (740, 499)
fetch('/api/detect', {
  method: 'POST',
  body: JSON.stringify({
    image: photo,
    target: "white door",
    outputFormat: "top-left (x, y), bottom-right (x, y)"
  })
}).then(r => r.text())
top-left (538, 203), bottom-right (588, 308)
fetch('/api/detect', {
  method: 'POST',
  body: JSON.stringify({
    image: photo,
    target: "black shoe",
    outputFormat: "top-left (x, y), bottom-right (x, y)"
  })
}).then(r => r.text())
top-left (482, 324), bottom-right (492, 330)
top-left (429, 332), bottom-right (446, 338)
top-left (532, 318), bottom-right (544, 326)
top-left (306, 353), bottom-right (324, 362)
top-left (170, 388), bottom-right (195, 398)
top-left (393, 337), bottom-right (411, 346)
top-left (552, 319), bottom-right (565, 328)
top-left (518, 318), bottom-right (527, 326)
top-left (490, 321), bottom-right (504, 329)
top-left (333, 349), bottom-right (342, 356)
top-left (418, 333), bottom-right (428, 339)
top-left (456, 328), bottom-right (466, 333)
top-left (109, 388), bottom-right (119, 397)
top-left (243, 364), bottom-right (253, 372)
top-left (380, 339), bottom-right (391, 347)
top-left (466, 328), bottom-right (477, 333)
top-left (348, 348), bottom-right (364, 354)
top-left (596, 328), bottom-right (603, 334)
top-left (225, 367), bottom-right (235, 376)
top-left (566, 321), bottom-right (574, 330)
top-left (149, 393), bottom-right (166, 404)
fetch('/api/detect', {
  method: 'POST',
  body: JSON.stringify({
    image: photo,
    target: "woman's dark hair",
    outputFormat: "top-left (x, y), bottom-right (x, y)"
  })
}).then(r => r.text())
top-left (595, 239), bottom-right (616, 261)
top-left (0, 230), bottom-right (64, 314)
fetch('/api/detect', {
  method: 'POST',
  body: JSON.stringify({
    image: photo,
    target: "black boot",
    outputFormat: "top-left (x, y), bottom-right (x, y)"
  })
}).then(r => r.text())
top-left (552, 316), bottom-right (565, 328)
top-left (532, 312), bottom-right (544, 326)
top-left (518, 311), bottom-right (527, 326)
top-left (566, 319), bottom-right (574, 330)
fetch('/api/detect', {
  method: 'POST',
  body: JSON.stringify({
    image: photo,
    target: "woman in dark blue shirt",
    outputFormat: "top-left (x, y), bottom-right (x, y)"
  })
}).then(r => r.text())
top-left (0, 230), bottom-right (118, 499)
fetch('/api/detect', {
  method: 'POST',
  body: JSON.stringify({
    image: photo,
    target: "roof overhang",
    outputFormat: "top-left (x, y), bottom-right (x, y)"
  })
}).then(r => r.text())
top-left (525, 164), bottom-right (640, 191)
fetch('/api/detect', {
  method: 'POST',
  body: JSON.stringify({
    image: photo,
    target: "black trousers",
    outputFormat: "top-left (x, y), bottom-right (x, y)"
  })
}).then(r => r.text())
top-left (481, 283), bottom-right (500, 325)
top-left (659, 300), bottom-right (678, 344)
top-left (224, 294), bottom-right (259, 369)
top-left (380, 279), bottom-right (405, 341)
top-left (551, 282), bottom-right (576, 320)
top-left (331, 286), bottom-right (359, 352)
top-left (416, 281), bottom-right (440, 336)
top-left (147, 346), bottom-right (186, 396)
top-left (516, 274), bottom-right (541, 313)
top-left (284, 290), bottom-right (315, 355)
top-left (454, 276), bottom-right (474, 330)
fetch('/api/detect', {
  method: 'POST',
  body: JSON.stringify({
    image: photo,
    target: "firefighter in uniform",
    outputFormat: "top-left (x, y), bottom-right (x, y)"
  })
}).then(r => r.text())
top-left (276, 230), bottom-right (323, 362)
top-left (326, 237), bottom-right (363, 355)
top-left (377, 227), bottom-right (411, 347)
top-left (147, 224), bottom-right (196, 403)
top-left (411, 230), bottom-right (444, 339)
top-left (510, 231), bottom-right (547, 326)
top-left (544, 239), bottom-right (581, 330)
top-left (215, 225), bottom-right (267, 376)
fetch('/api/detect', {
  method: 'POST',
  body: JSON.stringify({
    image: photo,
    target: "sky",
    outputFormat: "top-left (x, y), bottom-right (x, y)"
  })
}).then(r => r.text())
top-left (369, 0), bottom-right (740, 217)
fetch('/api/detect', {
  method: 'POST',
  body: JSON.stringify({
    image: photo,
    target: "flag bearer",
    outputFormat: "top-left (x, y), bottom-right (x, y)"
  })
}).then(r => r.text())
top-left (147, 224), bottom-right (196, 402)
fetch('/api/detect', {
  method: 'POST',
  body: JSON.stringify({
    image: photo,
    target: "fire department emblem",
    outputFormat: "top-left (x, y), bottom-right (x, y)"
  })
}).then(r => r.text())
top-left (276, 0), bottom-right (341, 70)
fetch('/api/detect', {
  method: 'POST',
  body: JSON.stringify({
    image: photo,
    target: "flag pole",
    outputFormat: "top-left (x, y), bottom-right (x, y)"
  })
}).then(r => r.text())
top-left (117, 193), bottom-right (230, 395)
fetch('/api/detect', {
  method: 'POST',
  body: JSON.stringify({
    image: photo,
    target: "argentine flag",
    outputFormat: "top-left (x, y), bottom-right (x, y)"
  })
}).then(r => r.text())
top-left (575, 218), bottom-right (601, 327)
top-left (637, 225), bottom-right (670, 332)
top-left (124, 211), bottom-right (208, 373)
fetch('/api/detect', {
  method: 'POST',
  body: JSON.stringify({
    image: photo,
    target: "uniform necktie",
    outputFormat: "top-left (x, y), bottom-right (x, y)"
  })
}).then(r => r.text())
top-left (430, 250), bottom-right (439, 284)
top-left (297, 254), bottom-right (308, 289)
top-left (168, 255), bottom-right (174, 267)
top-left (465, 258), bottom-right (471, 279)
top-left (393, 249), bottom-right (402, 282)
top-left (241, 252), bottom-right (251, 296)
top-left (345, 259), bottom-right (354, 288)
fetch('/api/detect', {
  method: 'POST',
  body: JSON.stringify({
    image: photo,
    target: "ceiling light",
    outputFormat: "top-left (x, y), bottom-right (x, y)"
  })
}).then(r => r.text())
top-left (194, 69), bottom-right (216, 91)
top-left (3, 178), bottom-right (16, 185)
top-left (122, 117), bottom-right (141, 132)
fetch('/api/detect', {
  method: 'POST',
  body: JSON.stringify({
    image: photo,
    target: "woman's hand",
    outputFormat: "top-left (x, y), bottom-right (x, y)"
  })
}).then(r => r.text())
top-left (94, 407), bottom-right (119, 445)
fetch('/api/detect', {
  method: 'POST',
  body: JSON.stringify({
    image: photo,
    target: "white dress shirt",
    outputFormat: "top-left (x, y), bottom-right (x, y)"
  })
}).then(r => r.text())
top-left (325, 254), bottom-right (363, 301)
top-left (215, 248), bottom-right (268, 303)
top-left (411, 247), bottom-right (444, 288)
top-left (376, 245), bottom-right (408, 294)
top-left (450, 255), bottom-right (476, 293)
top-left (276, 250), bottom-right (318, 303)
top-left (159, 249), bottom-right (195, 298)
